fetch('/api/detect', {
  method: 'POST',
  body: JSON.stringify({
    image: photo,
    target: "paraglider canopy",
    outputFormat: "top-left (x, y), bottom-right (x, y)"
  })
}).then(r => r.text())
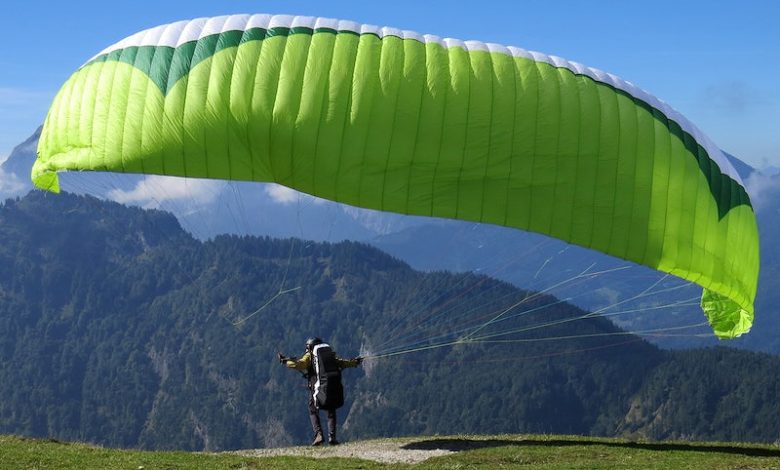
top-left (33, 14), bottom-right (759, 338)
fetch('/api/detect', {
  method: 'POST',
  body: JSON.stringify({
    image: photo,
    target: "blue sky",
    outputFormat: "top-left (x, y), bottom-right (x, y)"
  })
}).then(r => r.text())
top-left (1, 0), bottom-right (778, 168)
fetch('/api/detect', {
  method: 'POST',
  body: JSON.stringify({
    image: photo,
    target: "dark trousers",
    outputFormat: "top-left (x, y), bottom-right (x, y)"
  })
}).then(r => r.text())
top-left (308, 396), bottom-right (337, 437)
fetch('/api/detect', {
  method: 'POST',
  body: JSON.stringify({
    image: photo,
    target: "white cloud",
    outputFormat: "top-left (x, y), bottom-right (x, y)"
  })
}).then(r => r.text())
top-left (0, 167), bottom-right (27, 199)
top-left (745, 171), bottom-right (780, 211)
top-left (264, 183), bottom-right (298, 205)
top-left (107, 175), bottom-right (225, 209)
top-left (701, 81), bottom-right (769, 114)
top-left (264, 183), bottom-right (326, 206)
top-left (756, 158), bottom-right (780, 176)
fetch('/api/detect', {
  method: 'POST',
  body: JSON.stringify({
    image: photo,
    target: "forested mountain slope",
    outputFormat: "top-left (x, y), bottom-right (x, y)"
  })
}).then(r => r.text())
top-left (0, 192), bottom-right (778, 450)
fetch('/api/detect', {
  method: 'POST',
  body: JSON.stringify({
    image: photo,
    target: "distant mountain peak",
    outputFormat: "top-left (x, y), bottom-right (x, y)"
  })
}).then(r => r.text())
top-left (723, 151), bottom-right (757, 180)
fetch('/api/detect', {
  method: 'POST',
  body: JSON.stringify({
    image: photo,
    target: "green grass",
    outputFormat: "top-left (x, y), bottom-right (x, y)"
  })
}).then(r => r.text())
top-left (0, 435), bottom-right (384, 470)
top-left (2, 434), bottom-right (780, 470)
top-left (412, 435), bottom-right (780, 469)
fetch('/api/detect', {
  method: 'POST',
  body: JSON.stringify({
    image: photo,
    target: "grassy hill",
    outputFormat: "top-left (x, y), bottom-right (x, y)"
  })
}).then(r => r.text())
top-left (2, 434), bottom-right (779, 469)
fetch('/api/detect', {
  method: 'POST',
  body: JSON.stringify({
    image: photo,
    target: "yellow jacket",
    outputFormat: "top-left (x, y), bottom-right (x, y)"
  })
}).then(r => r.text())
top-left (284, 351), bottom-right (360, 372)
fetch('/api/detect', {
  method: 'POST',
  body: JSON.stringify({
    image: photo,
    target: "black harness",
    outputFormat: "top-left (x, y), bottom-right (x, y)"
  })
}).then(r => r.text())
top-left (308, 343), bottom-right (344, 410)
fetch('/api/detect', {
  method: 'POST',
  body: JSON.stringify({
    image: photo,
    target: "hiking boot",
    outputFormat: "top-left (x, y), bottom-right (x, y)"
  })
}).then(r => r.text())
top-left (311, 432), bottom-right (324, 446)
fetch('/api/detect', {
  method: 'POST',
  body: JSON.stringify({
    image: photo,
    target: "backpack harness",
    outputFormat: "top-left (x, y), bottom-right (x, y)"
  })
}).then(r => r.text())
top-left (308, 343), bottom-right (345, 410)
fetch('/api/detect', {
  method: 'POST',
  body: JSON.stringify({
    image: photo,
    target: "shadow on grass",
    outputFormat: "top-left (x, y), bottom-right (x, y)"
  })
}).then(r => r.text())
top-left (401, 437), bottom-right (780, 458)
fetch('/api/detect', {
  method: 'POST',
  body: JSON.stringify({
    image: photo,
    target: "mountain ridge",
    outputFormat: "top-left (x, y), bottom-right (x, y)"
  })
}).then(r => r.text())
top-left (1, 192), bottom-right (779, 450)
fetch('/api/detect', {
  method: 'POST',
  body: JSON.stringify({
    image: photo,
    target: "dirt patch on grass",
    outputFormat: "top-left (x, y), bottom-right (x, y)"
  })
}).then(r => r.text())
top-left (231, 437), bottom-right (457, 464)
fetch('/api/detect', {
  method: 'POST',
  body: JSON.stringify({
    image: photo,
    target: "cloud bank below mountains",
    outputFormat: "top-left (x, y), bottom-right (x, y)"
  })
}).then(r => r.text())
top-left (0, 167), bottom-right (26, 200)
top-left (263, 183), bottom-right (325, 206)
top-left (745, 170), bottom-right (780, 211)
top-left (107, 175), bottom-right (226, 209)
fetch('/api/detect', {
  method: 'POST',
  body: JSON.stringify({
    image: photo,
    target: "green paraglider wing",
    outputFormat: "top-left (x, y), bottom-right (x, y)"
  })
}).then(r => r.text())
top-left (33, 14), bottom-right (759, 338)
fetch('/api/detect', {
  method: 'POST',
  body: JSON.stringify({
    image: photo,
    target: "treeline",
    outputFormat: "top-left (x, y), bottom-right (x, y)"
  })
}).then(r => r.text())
top-left (0, 192), bottom-right (778, 450)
